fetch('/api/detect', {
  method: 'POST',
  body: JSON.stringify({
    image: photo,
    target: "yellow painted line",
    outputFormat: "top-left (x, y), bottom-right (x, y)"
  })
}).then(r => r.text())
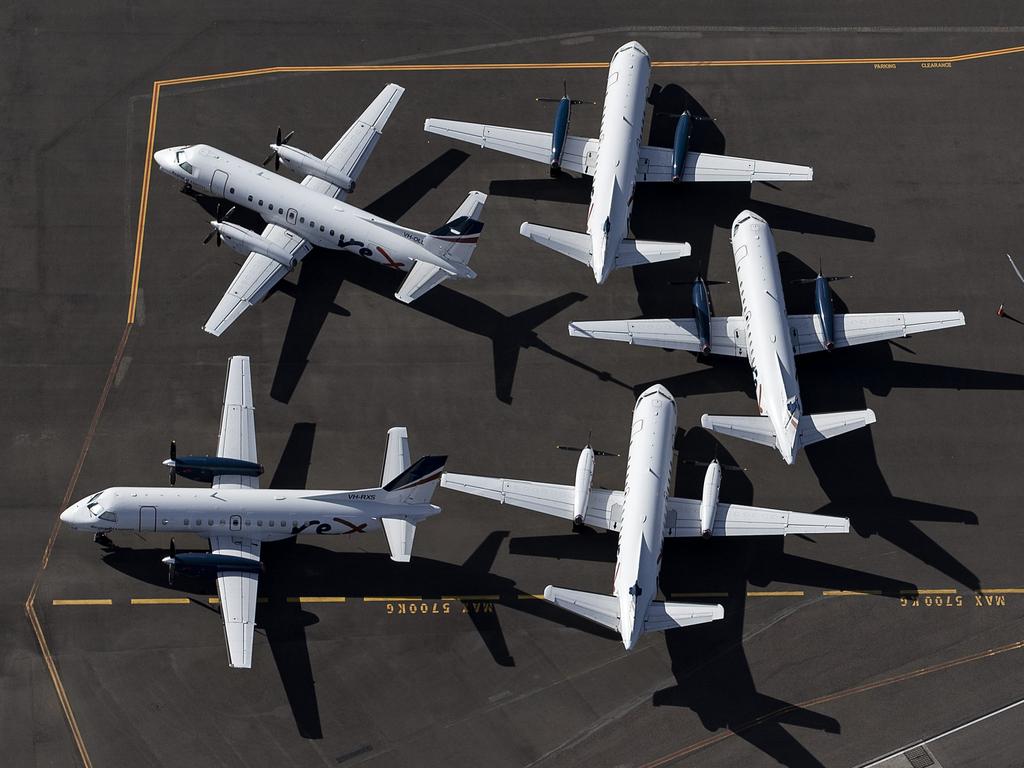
top-left (823, 590), bottom-right (882, 596)
top-left (901, 589), bottom-right (957, 595)
top-left (747, 591), bottom-right (804, 597)
top-left (126, 81), bottom-right (159, 325)
top-left (517, 594), bottom-right (546, 600)
top-left (286, 596), bottom-right (346, 603)
top-left (207, 596), bottom-right (268, 604)
top-left (52, 599), bottom-right (112, 606)
top-left (442, 595), bottom-right (500, 601)
top-left (978, 588), bottom-right (1024, 594)
top-left (363, 596), bottom-right (422, 602)
top-left (130, 597), bottom-right (190, 605)
top-left (671, 592), bottom-right (729, 598)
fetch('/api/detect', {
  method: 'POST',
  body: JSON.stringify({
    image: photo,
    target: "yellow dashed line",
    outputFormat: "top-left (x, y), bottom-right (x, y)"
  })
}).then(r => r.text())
top-left (286, 596), bottom-right (347, 603)
top-left (130, 598), bottom-right (190, 605)
top-left (978, 588), bottom-right (1024, 594)
top-left (52, 599), bottom-right (112, 606)
top-left (517, 594), bottom-right (546, 600)
top-left (441, 595), bottom-right (500, 601)
top-left (902, 589), bottom-right (957, 595)
top-left (824, 590), bottom-right (883, 597)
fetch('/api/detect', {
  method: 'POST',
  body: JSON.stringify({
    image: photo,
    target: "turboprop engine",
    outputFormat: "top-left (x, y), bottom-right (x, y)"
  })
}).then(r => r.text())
top-left (794, 262), bottom-right (852, 351)
top-left (692, 276), bottom-right (713, 354)
top-left (207, 219), bottom-right (300, 270)
top-left (163, 441), bottom-right (264, 485)
top-left (162, 539), bottom-right (262, 585)
top-left (558, 437), bottom-right (617, 526)
top-left (698, 459), bottom-right (722, 537)
top-left (536, 82), bottom-right (593, 176)
top-left (262, 126), bottom-right (356, 192)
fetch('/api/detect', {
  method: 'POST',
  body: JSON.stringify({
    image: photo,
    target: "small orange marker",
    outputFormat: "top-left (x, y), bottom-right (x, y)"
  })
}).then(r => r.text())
top-left (997, 304), bottom-right (1006, 317)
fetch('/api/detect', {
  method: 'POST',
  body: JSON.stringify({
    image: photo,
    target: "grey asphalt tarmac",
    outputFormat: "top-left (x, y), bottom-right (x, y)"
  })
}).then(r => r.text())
top-left (3, 3), bottom-right (1024, 767)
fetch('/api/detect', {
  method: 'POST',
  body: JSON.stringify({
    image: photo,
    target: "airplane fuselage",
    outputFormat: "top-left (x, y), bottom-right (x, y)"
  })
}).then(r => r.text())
top-left (587, 41), bottom-right (651, 284)
top-left (613, 384), bottom-right (676, 648)
top-left (61, 485), bottom-right (439, 541)
top-left (731, 210), bottom-right (802, 463)
top-left (155, 144), bottom-right (431, 271)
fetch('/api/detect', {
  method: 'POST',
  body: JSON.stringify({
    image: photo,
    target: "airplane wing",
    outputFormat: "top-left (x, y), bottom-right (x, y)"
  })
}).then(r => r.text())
top-left (637, 146), bottom-right (813, 183)
top-left (203, 85), bottom-right (405, 336)
top-left (441, 473), bottom-right (626, 531)
top-left (568, 316), bottom-right (748, 357)
top-left (213, 356), bottom-right (259, 490)
top-left (788, 311), bottom-right (966, 355)
top-left (664, 497), bottom-right (849, 537)
top-left (210, 535), bottom-right (262, 669)
top-left (424, 119), bottom-right (599, 176)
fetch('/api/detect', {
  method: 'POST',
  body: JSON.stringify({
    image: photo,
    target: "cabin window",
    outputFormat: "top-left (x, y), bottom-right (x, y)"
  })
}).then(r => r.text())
top-left (269, 520), bottom-right (275, 527)
top-left (278, 207), bottom-right (284, 214)
top-left (257, 520), bottom-right (263, 527)
top-left (310, 221), bottom-right (315, 227)
top-left (280, 521), bottom-right (286, 528)
top-left (183, 519), bottom-right (189, 526)
top-left (330, 230), bottom-right (334, 236)
top-left (248, 195), bottom-right (253, 202)
top-left (258, 199), bottom-right (263, 206)
top-left (299, 216), bottom-right (305, 223)
top-left (208, 519), bottom-right (213, 526)
top-left (244, 520), bottom-right (251, 526)
top-left (229, 187), bottom-right (235, 194)
top-left (320, 225), bottom-right (325, 232)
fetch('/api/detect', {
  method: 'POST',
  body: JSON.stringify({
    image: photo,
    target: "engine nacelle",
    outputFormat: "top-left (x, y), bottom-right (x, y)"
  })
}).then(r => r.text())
top-left (213, 221), bottom-right (299, 269)
top-left (572, 445), bottom-right (595, 525)
top-left (164, 454), bottom-right (264, 484)
top-left (699, 460), bottom-right (722, 537)
top-left (814, 273), bottom-right (835, 350)
top-left (671, 111), bottom-right (693, 183)
top-left (273, 143), bottom-right (356, 193)
top-left (549, 96), bottom-right (572, 174)
top-left (691, 276), bottom-right (713, 354)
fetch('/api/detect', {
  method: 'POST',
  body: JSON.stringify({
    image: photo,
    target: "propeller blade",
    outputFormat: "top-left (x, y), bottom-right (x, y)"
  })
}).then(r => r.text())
top-left (556, 445), bottom-right (584, 452)
top-left (216, 232), bottom-right (222, 248)
top-left (222, 206), bottom-right (235, 222)
top-left (169, 466), bottom-right (176, 485)
top-left (593, 450), bottom-right (619, 457)
top-left (202, 230), bottom-right (215, 245)
top-left (170, 440), bottom-right (176, 461)
top-left (170, 538), bottom-right (176, 558)
top-left (275, 126), bottom-right (282, 145)
top-left (262, 149), bottom-right (276, 167)
top-left (1010, 254), bottom-right (1024, 286)
top-left (275, 152), bottom-right (281, 172)
top-left (281, 129), bottom-right (295, 145)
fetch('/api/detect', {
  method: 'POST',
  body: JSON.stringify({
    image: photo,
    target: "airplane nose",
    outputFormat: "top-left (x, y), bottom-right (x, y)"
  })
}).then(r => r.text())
top-left (59, 507), bottom-right (75, 524)
top-left (153, 147), bottom-right (176, 172)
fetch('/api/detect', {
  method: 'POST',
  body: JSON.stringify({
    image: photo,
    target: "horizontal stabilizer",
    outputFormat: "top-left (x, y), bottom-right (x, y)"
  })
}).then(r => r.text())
top-left (568, 316), bottom-right (748, 357)
top-left (395, 260), bottom-right (450, 304)
top-left (543, 586), bottom-right (619, 631)
top-left (381, 517), bottom-right (417, 563)
top-left (700, 414), bottom-right (777, 447)
top-left (520, 223), bottom-right (591, 265)
top-left (643, 601), bottom-right (724, 633)
top-left (614, 239), bottom-right (691, 269)
top-left (798, 410), bottom-right (876, 447)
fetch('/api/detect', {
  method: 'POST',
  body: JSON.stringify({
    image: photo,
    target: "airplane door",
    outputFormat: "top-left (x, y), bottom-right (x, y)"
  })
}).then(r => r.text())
top-left (286, 208), bottom-right (297, 225)
top-left (211, 169), bottom-right (229, 197)
top-left (139, 506), bottom-right (157, 532)
top-left (229, 514), bottom-right (242, 531)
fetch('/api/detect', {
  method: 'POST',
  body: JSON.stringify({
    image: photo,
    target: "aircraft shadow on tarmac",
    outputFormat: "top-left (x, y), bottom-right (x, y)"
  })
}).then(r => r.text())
top-left (625, 252), bottom-right (1016, 592)
top-left (511, 429), bottom-right (918, 767)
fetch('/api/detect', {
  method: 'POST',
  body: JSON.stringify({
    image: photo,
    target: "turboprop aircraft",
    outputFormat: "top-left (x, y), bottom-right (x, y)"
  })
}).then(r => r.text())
top-left (441, 384), bottom-right (848, 649)
top-left (568, 210), bottom-right (966, 464)
top-left (424, 41), bottom-right (812, 285)
top-left (154, 84), bottom-right (487, 336)
top-left (59, 356), bottom-right (446, 668)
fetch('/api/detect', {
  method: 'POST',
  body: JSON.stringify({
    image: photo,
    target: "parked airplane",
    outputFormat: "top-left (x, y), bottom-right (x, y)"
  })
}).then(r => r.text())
top-left (424, 41), bottom-right (812, 285)
top-left (441, 384), bottom-right (848, 649)
top-left (569, 210), bottom-right (966, 464)
top-left (59, 356), bottom-right (446, 668)
top-left (154, 84), bottom-right (487, 336)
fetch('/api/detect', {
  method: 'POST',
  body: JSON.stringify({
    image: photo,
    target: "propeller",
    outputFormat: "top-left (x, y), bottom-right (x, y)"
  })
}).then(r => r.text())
top-left (536, 80), bottom-right (595, 105)
top-left (167, 538), bottom-right (176, 586)
top-left (168, 440), bottom-right (177, 485)
top-left (1009, 254), bottom-right (1024, 288)
top-left (792, 257), bottom-right (852, 284)
top-left (557, 431), bottom-right (618, 457)
top-left (262, 126), bottom-right (296, 170)
top-left (201, 203), bottom-right (236, 247)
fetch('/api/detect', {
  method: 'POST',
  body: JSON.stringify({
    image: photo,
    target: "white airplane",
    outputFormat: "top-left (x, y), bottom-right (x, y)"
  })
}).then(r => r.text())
top-left (59, 356), bottom-right (446, 668)
top-left (154, 84), bottom-right (487, 336)
top-left (424, 41), bottom-right (813, 285)
top-left (569, 210), bottom-right (967, 464)
top-left (441, 384), bottom-right (849, 649)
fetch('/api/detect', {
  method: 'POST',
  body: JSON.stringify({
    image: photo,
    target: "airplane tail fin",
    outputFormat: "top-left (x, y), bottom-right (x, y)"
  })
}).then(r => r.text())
top-left (644, 601), bottom-right (724, 633)
top-left (395, 191), bottom-right (486, 303)
top-left (797, 409), bottom-right (876, 447)
top-left (377, 429), bottom-right (445, 562)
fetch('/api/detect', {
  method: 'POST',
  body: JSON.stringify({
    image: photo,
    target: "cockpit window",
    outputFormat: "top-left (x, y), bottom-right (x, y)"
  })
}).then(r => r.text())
top-left (179, 161), bottom-right (194, 174)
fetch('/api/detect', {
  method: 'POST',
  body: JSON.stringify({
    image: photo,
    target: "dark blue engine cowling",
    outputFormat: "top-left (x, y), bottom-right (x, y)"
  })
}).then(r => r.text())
top-left (549, 96), bottom-right (572, 173)
top-left (814, 274), bottom-right (835, 350)
top-left (672, 112), bottom-right (693, 183)
top-left (173, 455), bottom-right (264, 484)
top-left (692, 276), bottom-right (713, 354)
